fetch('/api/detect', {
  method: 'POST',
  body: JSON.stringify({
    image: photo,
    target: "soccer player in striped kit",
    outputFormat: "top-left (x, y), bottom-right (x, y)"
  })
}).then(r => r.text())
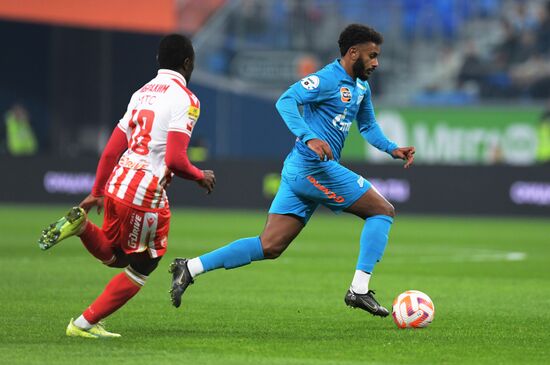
top-left (170, 24), bottom-right (415, 317)
top-left (38, 34), bottom-right (215, 338)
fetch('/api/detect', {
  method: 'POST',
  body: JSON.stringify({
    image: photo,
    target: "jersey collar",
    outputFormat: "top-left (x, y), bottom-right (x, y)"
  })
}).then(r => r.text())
top-left (157, 69), bottom-right (187, 86)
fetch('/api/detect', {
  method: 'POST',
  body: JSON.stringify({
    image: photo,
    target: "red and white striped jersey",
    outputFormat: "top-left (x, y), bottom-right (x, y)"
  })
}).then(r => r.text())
top-left (105, 69), bottom-right (200, 211)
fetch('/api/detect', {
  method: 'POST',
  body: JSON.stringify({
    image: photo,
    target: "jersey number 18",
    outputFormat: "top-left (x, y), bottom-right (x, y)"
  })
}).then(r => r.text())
top-left (128, 109), bottom-right (155, 155)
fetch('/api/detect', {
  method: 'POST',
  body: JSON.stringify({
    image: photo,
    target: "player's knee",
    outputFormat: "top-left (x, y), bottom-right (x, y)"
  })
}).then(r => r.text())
top-left (104, 255), bottom-right (129, 268)
top-left (103, 250), bottom-right (130, 268)
top-left (385, 203), bottom-right (396, 218)
top-left (128, 254), bottom-right (162, 276)
top-left (369, 202), bottom-right (395, 219)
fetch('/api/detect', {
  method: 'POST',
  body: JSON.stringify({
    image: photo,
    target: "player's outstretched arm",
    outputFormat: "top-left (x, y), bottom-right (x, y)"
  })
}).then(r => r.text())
top-left (391, 146), bottom-right (416, 168)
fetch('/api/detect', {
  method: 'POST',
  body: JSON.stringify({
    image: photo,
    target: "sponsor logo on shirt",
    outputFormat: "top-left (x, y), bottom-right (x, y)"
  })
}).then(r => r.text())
top-left (188, 106), bottom-right (200, 121)
top-left (340, 87), bottom-right (351, 103)
top-left (118, 155), bottom-right (149, 170)
top-left (128, 213), bottom-right (143, 249)
top-left (300, 75), bottom-right (320, 90)
top-left (332, 108), bottom-right (351, 132)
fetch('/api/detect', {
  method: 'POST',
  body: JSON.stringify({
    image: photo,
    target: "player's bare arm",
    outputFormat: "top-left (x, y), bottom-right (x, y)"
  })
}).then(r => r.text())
top-left (306, 138), bottom-right (334, 161)
top-left (196, 170), bottom-right (216, 194)
top-left (391, 146), bottom-right (416, 168)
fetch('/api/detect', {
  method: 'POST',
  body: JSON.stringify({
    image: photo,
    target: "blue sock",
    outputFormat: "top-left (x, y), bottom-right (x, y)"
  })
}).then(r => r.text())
top-left (356, 215), bottom-right (393, 273)
top-left (199, 236), bottom-right (265, 272)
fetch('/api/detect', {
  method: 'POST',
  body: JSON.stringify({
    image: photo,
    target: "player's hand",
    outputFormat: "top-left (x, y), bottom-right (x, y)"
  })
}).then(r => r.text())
top-left (196, 170), bottom-right (216, 194)
top-left (79, 193), bottom-right (104, 214)
top-left (160, 168), bottom-right (174, 189)
top-left (391, 146), bottom-right (416, 168)
top-left (306, 138), bottom-right (334, 161)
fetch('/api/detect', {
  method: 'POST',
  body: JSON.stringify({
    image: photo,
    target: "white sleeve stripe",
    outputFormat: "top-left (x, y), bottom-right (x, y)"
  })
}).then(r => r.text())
top-left (117, 123), bottom-right (127, 133)
top-left (168, 128), bottom-right (192, 136)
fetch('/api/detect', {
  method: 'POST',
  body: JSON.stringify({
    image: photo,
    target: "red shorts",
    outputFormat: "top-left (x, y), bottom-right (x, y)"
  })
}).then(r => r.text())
top-left (102, 196), bottom-right (171, 258)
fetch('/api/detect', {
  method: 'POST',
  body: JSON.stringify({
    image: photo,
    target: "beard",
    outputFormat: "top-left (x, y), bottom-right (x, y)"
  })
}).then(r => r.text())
top-left (353, 58), bottom-right (370, 81)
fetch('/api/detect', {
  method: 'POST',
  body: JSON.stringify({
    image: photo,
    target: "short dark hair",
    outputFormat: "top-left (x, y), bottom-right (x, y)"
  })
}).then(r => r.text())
top-left (338, 24), bottom-right (383, 56)
top-left (157, 34), bottom-right (194, 70)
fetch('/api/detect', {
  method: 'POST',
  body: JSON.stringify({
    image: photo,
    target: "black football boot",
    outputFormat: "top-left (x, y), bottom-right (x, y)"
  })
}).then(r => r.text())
top-left (344, 289), bottom-right (390, 317)
top-left (169, 258), bottom-right (194, 308)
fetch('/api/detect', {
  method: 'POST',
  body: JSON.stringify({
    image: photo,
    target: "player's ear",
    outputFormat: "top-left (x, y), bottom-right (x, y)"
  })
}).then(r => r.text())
top-left (348, 46), bottom-right (358, 61)
top-left (183, 57), bottom-right (194, 71)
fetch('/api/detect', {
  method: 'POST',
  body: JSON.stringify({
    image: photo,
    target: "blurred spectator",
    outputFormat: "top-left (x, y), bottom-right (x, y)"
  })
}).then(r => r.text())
top-left (286, 0), bottom-right (323, 51)
top-left (2, 104), bottom-right (38, 156)
top-left (457, 41), bottom-right (487, 91)
top-left (190, 0), bottom-right (550, 101)
top-left (492, 18), bottom-right (521, 66)
top-left (472, 5), bottom-right (550, 99)
top-left (226, 0), bottom-right (268, 42)
top-left (510, 53), bottom-right (550, 98)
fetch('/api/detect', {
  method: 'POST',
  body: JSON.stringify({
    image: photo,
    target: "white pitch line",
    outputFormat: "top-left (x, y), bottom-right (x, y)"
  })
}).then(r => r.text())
top-left (385, 250), bottom-right (527, 264)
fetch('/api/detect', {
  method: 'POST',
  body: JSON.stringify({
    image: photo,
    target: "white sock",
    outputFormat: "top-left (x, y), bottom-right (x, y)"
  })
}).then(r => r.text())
top-left (74, 315), bottom-right (93, 330)
top-left (187, 257), bottom-right (205, 278)
top-left (350, 270), bottom-right (371, 294)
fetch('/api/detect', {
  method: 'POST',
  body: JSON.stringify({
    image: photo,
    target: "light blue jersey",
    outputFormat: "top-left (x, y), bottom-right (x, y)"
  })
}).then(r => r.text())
top-left (270, 59), bottom-right (398, 223)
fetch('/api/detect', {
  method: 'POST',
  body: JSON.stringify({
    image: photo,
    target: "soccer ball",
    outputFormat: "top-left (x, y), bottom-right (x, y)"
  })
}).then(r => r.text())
top-left (392, 290), bottom-right (435, 329)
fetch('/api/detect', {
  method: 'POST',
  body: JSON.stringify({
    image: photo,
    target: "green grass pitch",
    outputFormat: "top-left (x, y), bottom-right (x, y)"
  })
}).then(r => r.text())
top-left (0, 205), bottom-right (548, 364)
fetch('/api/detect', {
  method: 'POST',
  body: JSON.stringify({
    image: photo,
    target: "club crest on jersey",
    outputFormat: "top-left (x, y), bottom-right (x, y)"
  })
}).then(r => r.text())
top-left (301, 75), bottom-right (320, 90)
top-left (340, 87), bottom-right (351, 103)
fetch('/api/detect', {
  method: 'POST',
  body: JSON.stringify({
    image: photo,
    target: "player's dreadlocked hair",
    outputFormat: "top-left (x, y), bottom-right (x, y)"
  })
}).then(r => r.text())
top-left (338, 24), bottom-right (383, 56)
top-left (157, 34), bottom-right (194, 70)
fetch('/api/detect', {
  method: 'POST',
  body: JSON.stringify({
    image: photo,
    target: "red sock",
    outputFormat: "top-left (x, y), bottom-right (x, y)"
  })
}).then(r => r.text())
top-left (83, 272), bottom-right (142, 324)
top-left (79, 221), bottom-right (116, 264)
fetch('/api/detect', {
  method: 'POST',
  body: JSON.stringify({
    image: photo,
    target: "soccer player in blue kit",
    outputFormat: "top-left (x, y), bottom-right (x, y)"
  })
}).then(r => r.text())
top-left (170, 24), bottom-right (415, 317)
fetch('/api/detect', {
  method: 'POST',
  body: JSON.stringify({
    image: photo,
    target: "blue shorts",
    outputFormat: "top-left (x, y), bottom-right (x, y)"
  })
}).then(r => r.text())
top-left (269, 160), bottom-right (372, 224)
